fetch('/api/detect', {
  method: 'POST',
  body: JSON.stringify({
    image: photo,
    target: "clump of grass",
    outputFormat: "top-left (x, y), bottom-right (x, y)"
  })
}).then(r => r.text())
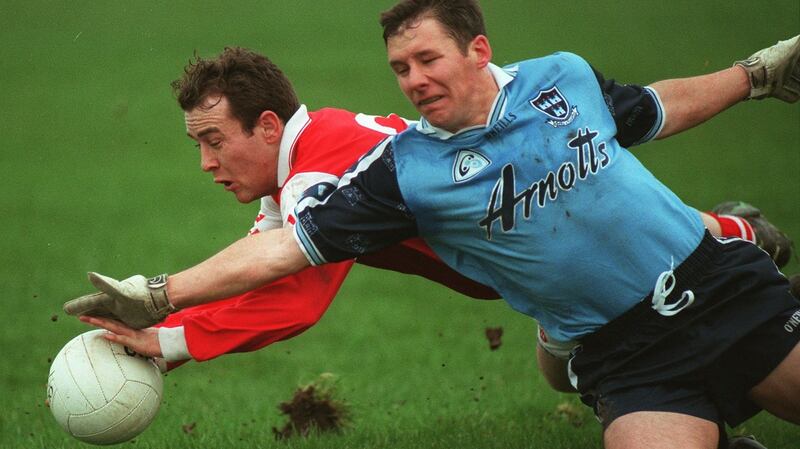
top-left (272, 373), bottom-right (350, 439)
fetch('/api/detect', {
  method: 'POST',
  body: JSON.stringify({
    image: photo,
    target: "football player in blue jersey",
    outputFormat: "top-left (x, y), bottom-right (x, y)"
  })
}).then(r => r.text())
top-left (374, 6), bottom-right (799, 449)
top-left (64, 1), bottom-right (799, 448)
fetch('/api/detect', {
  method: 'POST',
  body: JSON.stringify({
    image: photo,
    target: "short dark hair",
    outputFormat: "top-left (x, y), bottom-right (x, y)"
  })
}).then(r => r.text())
top-left (171, 47), bottom-right (299, 132)
top-left (379, 0), bottom-right (486, 53)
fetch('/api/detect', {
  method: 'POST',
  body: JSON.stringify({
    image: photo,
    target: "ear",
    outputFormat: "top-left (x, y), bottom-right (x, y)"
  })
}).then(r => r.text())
top-left (255, 110), bottom-right (284, 144)
top-left (470, 35), bottom-right (493, 69)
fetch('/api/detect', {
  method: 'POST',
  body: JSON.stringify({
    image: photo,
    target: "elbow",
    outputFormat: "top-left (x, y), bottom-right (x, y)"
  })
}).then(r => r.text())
top-left (298, 307), bottom-right (325, 330)
top-left (284, 298), bottom-right (328, 339)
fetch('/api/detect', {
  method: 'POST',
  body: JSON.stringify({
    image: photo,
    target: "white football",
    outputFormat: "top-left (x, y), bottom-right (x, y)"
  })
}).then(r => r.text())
top-left (46, 330), bottom-right (163, 445)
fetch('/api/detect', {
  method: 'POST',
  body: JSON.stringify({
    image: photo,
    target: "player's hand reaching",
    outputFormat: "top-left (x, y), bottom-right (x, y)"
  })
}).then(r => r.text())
top-left (63, 272), bottom-right (176, 329)
top-left (735, 35), bottom-right (800, 102)
top-left (80, 316), bottom-right (163, 358)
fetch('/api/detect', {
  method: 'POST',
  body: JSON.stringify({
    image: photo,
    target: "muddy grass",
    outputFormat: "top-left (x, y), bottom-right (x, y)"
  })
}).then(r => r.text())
top-left (273, 374), bottom-right (349, 439)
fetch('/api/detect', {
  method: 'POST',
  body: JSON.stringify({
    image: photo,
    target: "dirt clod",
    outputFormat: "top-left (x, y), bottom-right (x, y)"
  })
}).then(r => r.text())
top-left (485, 327), bottom-right (503, 350)
top-left (272, 374), bottom-right (349, 439)
top-left (181, 422), bottom-right (196, 434)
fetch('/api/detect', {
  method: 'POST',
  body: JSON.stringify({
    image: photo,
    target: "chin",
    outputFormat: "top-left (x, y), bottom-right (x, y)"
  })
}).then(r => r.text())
top-left (430, 120), bottom-right (457, 133)
top-left (423, 113), bottom-right (452, 130)
top-left (234, 192), bottom-right (257, 204)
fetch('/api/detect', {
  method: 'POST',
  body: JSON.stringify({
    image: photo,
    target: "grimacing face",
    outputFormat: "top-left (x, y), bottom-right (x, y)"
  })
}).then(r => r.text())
top-left (184, 95), bottom-right (280, 204)
top-left (387, 16), bottom-right (496, 133)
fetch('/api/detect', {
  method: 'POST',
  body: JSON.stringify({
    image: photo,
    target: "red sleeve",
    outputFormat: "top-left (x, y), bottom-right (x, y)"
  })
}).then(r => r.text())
top-left (160, 261), bottom-right (353, 361)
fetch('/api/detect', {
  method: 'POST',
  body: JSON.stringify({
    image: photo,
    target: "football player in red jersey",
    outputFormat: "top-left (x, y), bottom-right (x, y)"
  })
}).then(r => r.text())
top-left (124, 47), bottom-right (497, 368)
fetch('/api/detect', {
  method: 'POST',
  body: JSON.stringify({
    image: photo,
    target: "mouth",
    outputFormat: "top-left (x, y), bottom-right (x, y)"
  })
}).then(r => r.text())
top-left (215, 179), bottom-right (234, 190)
top-left (417, 95), bottom-right (443, 107)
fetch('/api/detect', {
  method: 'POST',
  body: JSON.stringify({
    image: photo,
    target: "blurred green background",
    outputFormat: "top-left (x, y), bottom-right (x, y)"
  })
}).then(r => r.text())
top-left (1, 1), bottom-right (798, 448)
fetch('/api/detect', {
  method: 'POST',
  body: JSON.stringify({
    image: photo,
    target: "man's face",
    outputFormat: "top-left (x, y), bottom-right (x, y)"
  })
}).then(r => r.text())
top-left (387, 17), bottom-right (494, 133)
top-left (185, 96), bottom-right (280, 204)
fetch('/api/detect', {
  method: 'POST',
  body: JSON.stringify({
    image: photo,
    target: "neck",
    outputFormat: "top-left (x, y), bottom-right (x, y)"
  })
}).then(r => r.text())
top-left (472, 68), bottom-right (500, 123)
top-left (443, 68), bottom-right (500, 134)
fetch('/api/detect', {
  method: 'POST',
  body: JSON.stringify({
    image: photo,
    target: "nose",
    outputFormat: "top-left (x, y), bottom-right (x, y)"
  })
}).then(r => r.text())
top-left (200, 146), bottom-right (219, 172)
top-left (408, 67), bottom-right (428, 90)
top-left (405, 63), bottom-right (428, 93)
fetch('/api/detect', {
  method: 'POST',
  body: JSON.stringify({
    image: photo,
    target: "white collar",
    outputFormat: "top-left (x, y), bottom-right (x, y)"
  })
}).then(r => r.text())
top-left (415, 62), bottom-right (517, 140)
top-left (489, 62), bottom-right (516, 90)
top-left (277, 104), bottom-right (311, 188)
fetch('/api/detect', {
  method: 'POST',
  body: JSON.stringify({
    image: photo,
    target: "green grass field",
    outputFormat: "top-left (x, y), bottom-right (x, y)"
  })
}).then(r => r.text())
top-left (2, 1), bottom-right (798, 447)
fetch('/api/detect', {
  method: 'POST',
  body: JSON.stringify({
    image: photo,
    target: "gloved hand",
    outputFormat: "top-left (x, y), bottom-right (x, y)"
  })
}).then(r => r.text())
top-left (735, 35), bottom-right (800, 102)
top-left (63, 272), bottom-right (176, 329)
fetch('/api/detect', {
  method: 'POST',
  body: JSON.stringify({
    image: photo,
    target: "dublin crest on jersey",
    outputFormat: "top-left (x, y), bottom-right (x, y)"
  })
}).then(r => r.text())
top-left (453, 149), bottom-right (491, 183)
top-left (530, 86), bottom-right (579, 128)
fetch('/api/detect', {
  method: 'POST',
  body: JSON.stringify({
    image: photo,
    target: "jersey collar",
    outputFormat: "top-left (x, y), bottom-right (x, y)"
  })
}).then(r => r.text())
top-left (277, 104), bottom-right (312, 188)
top-left (415, 63), bottom-right (517, 140)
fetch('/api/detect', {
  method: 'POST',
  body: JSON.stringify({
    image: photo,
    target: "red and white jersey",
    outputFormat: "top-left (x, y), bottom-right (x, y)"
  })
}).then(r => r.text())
top-left (158, 106), bottom-right (497, 364)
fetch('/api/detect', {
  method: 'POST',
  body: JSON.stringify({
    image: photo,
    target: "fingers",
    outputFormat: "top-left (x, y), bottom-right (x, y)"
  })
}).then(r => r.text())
top-left (88, 272), bottom-right (121, 294)
top-left (63, 292), bottom-right (110, 316)
top-left (80, 315), bottom-right (136, 337)
top-left (79, 316), bottom-right (163, 358)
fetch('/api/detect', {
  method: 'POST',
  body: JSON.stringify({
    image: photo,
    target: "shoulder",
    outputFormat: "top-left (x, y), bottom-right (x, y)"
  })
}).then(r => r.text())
top-left (305, 108), bottom-right (408, 142)
top-left (513, 52), bottom-right (591, 74)
top-left (304, 107), bottom-right (358, 139)
top-left (288, 109), bottom-right (405, 180)
top-left (310, 107), bottom-right (356, 122)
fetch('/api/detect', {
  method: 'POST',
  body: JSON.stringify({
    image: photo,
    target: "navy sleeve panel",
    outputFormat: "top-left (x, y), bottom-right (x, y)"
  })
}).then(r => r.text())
top-left (591, 66), bottom-right (665, 147)
top-left (294, 138), bottom-right (418, 265)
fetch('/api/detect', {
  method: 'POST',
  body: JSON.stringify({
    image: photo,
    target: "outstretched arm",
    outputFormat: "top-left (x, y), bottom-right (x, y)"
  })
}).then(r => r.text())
top-left (652, 35), bottom-right (799, 139)
top-left (166, 227), bottom-right (310, 309)
top-left (64, 227), bottom-right (312, 329)
top-left (649, 67), bottom-right (749, 139)
top-left (78, 260), bottom-right (352, 359)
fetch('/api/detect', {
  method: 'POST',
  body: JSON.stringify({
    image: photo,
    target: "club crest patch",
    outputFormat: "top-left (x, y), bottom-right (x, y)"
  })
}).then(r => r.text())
top-left (530, 86), bottom-right (579, 128)
top-left (453, 149), bottom-right (491, 183)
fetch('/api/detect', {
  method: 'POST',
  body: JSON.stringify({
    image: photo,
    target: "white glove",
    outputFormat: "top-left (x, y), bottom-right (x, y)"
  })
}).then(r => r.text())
top-left (63, 272), bottom-right (175, 329)
top-left (735, 35), bottom-right (800, 102)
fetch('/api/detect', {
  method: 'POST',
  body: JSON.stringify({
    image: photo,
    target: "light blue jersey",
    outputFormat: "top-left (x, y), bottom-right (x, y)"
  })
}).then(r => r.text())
top-left (295, 52), bottom-right (705, 341)
top-left (388, 53), bottom-right (705, 340)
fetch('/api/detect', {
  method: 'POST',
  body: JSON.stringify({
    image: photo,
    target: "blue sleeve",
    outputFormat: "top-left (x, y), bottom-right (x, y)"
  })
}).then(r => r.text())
top-left (293, 138), bottom-right (418, 265)
top-left (590, 65), bottom-right (665, 147)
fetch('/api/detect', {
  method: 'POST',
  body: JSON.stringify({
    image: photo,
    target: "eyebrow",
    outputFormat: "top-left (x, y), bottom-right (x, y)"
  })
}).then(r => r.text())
top-left (187, 126), bottom-right (222, 140)
top-left (389, 49), bottom-right (438, 66)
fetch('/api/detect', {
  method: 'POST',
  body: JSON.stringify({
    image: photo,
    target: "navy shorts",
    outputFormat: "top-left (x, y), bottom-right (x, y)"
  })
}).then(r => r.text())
top-left (568, 232), bottom-right (800, 428)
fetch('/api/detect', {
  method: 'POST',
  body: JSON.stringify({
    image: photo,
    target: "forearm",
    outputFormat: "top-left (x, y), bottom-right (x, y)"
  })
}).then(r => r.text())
top-left (166, 227), bottom-right (310, 309)
top-left (650, 66), bottom-right (750, 139)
